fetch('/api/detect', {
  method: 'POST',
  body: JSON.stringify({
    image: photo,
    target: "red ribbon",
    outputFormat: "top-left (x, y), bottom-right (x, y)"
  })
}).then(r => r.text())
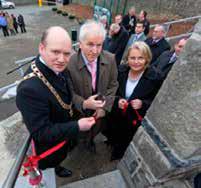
top-left (122, 102), bottom-right (129, 115)
top-left (121, 101), bottom-right (143, 127)
top-left (23, 140), bottom-right (67, 175)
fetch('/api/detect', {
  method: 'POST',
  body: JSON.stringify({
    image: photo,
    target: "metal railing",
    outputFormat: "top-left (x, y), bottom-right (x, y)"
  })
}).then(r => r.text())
top-left (150, 15), bottom-right (201, 36)
top-left (2, 136), bottom-right (31, 188)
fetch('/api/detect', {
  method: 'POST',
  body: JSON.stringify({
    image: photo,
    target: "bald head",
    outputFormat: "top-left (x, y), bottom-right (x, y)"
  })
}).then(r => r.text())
top-left (41, 26), bottom-right (71, 46)
top-left (152, 24), bottom-right (166, 40)
top-left (39, 26), bottom-right (72, 73)
top-left (174, 38), bottom-right (188, 56)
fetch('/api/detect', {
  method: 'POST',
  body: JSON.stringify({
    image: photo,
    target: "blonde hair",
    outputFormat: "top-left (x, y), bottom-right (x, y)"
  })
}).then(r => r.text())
top-left (126, 41), bottom-right (152, 67)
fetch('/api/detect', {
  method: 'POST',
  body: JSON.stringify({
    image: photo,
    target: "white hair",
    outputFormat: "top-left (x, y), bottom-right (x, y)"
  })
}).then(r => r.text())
top-left (100, 15), bottom-right (107, 22)
top-left (79, 19), bottom-right (106, 42)
top-left (110, 23), bottom-right (120, 32)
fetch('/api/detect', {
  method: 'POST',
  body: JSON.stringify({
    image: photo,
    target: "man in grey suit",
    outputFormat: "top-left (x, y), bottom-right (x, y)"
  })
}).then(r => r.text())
top-left (122, 21), bottom-right (147, 63)
top-left (67, 20), bottom-right (118, 150)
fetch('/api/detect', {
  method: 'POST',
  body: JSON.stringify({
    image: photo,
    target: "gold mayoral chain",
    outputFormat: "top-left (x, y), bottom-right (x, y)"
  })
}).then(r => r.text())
top-left (22, 62), bottom-right (73, 117)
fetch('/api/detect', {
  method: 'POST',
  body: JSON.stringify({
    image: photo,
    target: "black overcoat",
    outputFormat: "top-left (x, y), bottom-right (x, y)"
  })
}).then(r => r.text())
top-left (145, 37), bottom-right (171, 63)
top-left (16, 57), bottom-right (79, 169)
top-left (108, 64), bottom-right (162, 147)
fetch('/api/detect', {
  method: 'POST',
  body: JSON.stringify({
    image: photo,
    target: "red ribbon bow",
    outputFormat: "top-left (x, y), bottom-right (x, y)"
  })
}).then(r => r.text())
top-left (23, 140), bottom-right (67, 176)
top-left (122, 101), bottom-right (143, 127)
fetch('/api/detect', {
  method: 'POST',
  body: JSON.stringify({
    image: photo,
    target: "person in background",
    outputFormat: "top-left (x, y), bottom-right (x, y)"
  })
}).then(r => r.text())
top-left (0, 12), bottom-right (9, 37)
top-left (18, 14), bottom-right (26, 33)
top-left (107, 41), bottom-right (163, 160)
top-left (122, 6), bottom-right (137, 35)
top-left (16, 26), bottom-right (95, 177)
top-left (99, 15), bottom-right (109, 31)
top-left (103, 23), bottom-right (129, 65)
top-left (138, 10), bottom-right (150, 36)
top-left (114, 14), bottom-right (123, 26)
top-left (5, 12), bottom-right (15, 35)
top-left (11, 14), bottom-right (18, 34)
top-left (121, 21), bottom-right (147, 63)
top-left (145, 24), bottom-right (170, 63)
top-left (152, 37), bottom-right (188, 80)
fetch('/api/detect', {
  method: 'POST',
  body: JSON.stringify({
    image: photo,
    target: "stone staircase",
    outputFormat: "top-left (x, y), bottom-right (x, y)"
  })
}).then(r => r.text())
top-left (60, 170), bottom-right (127, 188)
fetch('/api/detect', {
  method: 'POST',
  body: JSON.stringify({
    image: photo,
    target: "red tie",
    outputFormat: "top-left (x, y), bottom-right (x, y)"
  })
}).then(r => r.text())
top-left (89, 62), bottom-right (96, 91)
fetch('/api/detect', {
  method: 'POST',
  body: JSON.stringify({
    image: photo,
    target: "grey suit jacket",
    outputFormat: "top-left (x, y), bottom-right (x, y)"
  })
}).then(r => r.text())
top-left (67, 50), bottom-right (118, 113)
top-left (121, 32), bottom-right (147, 63)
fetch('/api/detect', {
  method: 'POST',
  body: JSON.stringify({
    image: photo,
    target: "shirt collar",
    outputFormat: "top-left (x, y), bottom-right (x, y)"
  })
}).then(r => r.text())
top-left (136, 32), bottom-right (144, 38)
top-left (81, 51), bottom-right (97, 66)
top-left (39, 56), bottom-right (59, 75)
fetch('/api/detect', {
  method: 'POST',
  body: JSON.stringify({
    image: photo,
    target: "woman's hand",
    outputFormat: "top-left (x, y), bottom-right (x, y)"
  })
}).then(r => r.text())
top-left (130, 99), bottom-right (142, 110)
top-left (118, 98), bottom-right (128, 109)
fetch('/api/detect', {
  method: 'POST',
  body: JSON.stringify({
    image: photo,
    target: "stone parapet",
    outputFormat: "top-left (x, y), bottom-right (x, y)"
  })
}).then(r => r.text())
top-left (118, 19), bottom-right (201, 188)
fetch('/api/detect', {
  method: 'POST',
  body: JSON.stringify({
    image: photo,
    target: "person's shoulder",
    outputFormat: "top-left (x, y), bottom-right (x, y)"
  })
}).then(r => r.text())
top-left (18, 75), bottom-right (41, 92)
top-left (161, 50), bottom-right (172, 56)
top-left (101, 50), bottom-right (115, 60)
top-left (161, 38), bottom-right (170, 45)
top-left (68, 51), bottom-right (80, 67)
top-left (69, 51), bottom-right (79, 60)
top-left (144, 65), bottom-right (163, 81)
top-left (118, 64), bottom-right (129, 73)
top-left (145, 37), bottom-right (152, 43)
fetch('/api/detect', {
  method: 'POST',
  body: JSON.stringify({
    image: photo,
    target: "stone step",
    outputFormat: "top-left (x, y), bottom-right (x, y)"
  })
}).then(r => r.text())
top-left (60, 170), bottom-right (128, 188)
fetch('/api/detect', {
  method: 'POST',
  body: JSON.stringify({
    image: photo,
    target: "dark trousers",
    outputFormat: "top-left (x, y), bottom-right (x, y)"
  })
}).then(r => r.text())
top-left (194, 173), bottom-right (201, 188)
top-left (14, 26), bottom-right (18, 33)
top-left (20, 25), bottom-right (26, 33)
top-left (2, 26), bottom-right (9, 37)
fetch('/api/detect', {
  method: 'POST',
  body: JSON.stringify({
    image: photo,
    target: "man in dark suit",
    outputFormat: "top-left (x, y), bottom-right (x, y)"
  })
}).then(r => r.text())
top-left (103, 23), bottom-right (129, 65)
top-left (122, 6), bottom-right (137, 35)
top-left (145, 24), bottom-right (171, 63)
top-left (67, 20), bottom-right (118, 150)
top-left (16, 26), bottom-right (95, 177)
top-left (138, 10), bottom-right (150, 36)
top-left (152, 38), bottom-right (187, 79)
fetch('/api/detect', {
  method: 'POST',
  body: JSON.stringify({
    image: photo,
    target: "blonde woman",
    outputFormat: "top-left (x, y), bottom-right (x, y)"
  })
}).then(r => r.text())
top-left (107, 41), bottom-right (162, 160)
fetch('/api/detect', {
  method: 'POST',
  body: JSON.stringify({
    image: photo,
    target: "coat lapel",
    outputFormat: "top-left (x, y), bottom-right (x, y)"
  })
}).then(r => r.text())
top-left (97, 52), bottom-right (109, 92)
top-left (77, 52), bottom-right (93, 95)
top-left (117, 65), bottom-right (129, 98)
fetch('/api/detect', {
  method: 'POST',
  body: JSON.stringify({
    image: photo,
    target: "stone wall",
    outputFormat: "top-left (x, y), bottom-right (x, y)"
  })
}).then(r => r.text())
top-left (14, 0), bottom-right (36, 6)
top-left (71, 0), bottom-right (201, 17)
top-left (118, 19), bottom-right (201, 188)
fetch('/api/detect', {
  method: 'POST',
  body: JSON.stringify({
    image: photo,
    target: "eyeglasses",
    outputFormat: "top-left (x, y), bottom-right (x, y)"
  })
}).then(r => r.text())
top-left (128, 56), bottom-right (145, 62)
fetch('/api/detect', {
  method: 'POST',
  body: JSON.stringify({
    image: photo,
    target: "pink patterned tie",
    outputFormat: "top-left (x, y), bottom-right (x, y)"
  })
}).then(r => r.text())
top-left (89, 62), bottom-right (96, 91)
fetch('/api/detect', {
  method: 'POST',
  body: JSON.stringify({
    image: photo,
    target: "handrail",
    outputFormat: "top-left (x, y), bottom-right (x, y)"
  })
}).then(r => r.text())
top-left (149, 15), bottom-right (200, 37)
top-left (2, 135), bottom-right (31, 188)
top-left (150, 15), bottom-right (201, 28)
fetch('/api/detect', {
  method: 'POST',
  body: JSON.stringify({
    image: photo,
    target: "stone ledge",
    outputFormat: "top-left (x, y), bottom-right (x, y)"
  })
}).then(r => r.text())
top-left (60, 170), bottom-right (127, 188)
